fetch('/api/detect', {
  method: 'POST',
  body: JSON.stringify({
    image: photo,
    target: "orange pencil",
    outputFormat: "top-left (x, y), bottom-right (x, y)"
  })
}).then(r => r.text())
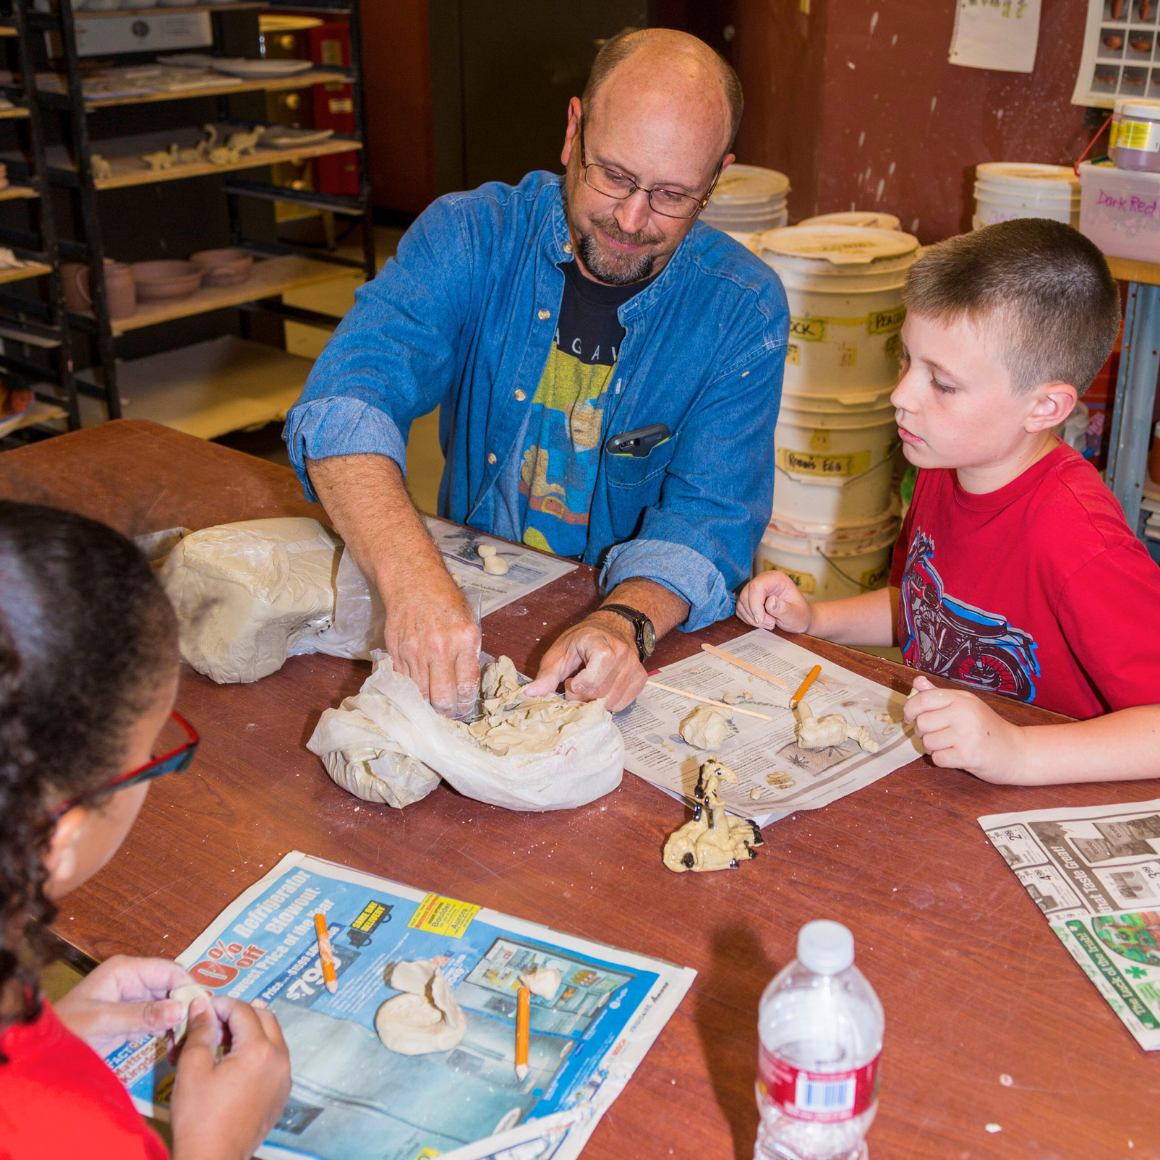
top-left (515, 985), bottom-right (530, 1080)
top-left (314, 912), bottom-right (338, 994)
top-left (790, 664), bottom-right (822, 710)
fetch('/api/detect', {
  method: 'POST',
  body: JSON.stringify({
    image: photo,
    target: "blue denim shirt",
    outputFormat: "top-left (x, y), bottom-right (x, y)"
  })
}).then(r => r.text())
top-left (284, 171), bottom-right (788, 631)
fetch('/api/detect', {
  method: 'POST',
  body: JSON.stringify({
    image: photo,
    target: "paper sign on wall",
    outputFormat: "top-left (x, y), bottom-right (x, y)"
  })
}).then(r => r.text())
top-left (949, 0), bottom-right (1043, 74)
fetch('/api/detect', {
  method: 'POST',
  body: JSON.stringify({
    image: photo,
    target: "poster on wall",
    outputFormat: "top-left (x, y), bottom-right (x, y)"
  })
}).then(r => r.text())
top-left (949, 0), bottom-right (1043, 73)
top-left (1073, 0), bottom-right (1160, 107)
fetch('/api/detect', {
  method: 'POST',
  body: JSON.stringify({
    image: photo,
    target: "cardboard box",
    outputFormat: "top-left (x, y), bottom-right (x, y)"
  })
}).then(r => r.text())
top-left (1079, 161), bottom-right (1160, 262)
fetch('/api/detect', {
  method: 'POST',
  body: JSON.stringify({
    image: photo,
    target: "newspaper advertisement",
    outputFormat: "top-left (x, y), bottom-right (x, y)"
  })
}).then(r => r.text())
top-left (980, 800), bottom-right (1160, 1051)
top-left (424, 516), bottom-right (578, 618)
top-left (105, 852), bottom-right (694, 1160)
top-left (616, 629), bottom-right (922, 822)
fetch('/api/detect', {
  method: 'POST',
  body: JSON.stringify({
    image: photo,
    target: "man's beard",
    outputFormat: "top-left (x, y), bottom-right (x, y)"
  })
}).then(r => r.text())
top-left (563, 187), bottom-right (666, 285)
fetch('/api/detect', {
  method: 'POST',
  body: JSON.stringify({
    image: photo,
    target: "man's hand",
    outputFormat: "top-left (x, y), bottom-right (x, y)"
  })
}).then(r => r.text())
top-left (905, 674), bottom-right (1026, 782)
top-left (54, 954), bottom-right (195, 1056)
top-left (736, 570), bottom-right (813, 634)
top-left (171, 996), bottom-right (291, 1160)
top-left (524, 611), bottom-right (646, 712)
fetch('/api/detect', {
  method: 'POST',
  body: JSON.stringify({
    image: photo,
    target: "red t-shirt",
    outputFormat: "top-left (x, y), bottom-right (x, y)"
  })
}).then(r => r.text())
top-left (889, 443), bottom-right (1160, 719)
top-left (0, 999), bottom-right (168, 1160)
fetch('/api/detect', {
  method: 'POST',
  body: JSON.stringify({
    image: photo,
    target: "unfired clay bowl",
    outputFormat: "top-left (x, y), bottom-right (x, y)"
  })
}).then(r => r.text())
top-left (190, 248), bottom-right (253, 287)
top-left (132, 260), bottom-right (202, 302)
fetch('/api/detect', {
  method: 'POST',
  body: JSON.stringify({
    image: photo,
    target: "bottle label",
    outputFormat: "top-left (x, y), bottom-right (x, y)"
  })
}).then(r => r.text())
top-left (757, 1045), bottom-right (880, 1123)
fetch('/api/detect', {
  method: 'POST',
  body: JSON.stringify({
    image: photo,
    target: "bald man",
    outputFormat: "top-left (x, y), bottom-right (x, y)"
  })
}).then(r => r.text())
top-left (285, 29), bottom-right (789, 718)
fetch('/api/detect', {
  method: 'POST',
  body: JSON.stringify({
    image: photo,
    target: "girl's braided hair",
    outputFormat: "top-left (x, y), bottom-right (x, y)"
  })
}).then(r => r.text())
top-left (0, 501), bottom-right (177, 1041)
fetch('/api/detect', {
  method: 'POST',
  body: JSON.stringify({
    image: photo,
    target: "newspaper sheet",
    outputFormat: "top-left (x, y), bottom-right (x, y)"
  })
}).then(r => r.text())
top-left (106, 852), bottom-right (695, 1160)
top-left (616, 629), bottom-right (922, 821)
top-left (424, 516), bottom-right (578, 617)
top-left (980, 800), bottom-right (1160, 1051)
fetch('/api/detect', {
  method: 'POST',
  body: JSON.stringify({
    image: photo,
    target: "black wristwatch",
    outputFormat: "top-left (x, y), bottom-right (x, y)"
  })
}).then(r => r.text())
top-left (599, 603), bottom-right (656, 663)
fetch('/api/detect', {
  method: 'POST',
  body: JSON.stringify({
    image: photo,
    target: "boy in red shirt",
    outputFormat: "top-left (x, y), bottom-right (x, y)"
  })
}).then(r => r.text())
top-left (737, 218), bottom-right (1160, 786)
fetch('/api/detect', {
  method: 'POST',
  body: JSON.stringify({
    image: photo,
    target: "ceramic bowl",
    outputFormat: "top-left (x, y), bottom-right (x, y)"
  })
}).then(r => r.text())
top-left (189, 247), bottom-right (253, 287)
top-left (131, 259), bottom-right (202, 302)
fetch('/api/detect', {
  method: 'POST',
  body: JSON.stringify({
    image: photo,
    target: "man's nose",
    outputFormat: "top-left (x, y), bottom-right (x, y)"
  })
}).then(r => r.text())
top-left (615, 188), bottom-right (653, 236)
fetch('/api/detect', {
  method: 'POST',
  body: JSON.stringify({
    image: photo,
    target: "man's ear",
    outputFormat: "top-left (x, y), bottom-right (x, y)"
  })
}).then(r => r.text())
top-left (560, 97), bottom-right (582, 169)
top-left (1024, 382), bottom-right (1079, 434)
top-left (43, 806), bottom-right (87, 894)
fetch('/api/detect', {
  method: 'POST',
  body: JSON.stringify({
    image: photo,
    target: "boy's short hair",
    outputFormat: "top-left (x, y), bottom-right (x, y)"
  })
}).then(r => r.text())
top-left (903, 219), bottom-right (1121, 396)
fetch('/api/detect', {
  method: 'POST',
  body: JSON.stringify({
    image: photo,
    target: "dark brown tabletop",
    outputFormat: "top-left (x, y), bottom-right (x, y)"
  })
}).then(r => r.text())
top-left (2, 420), bottom-right (1157, 1160)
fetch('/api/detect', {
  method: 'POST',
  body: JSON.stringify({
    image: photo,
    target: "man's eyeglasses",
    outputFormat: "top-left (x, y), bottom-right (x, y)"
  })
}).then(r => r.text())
top-left (50, 711), bottom-right (199, 821)
top-left (578, 120), bottom-right (724, 220)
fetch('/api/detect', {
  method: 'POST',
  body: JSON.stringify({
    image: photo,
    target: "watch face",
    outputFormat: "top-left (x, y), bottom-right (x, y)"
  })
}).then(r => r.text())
top-left (641, 619), bottom-right (656, 656)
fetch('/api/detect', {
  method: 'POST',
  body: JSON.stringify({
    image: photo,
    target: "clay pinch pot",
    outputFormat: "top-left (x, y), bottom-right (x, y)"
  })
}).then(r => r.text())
top-left (1131, 36), bottom-right (1153, 50)
top-left (190, 247), bottom-right (253, 287)
top-left (1104, 33), bottom-right (1124, 49)
top-left (131, 259), bottom-right (202, 302)
top-left (62, 258), bottom-right (136, 319)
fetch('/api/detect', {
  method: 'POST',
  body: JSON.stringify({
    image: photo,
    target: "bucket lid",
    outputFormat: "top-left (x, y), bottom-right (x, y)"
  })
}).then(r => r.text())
top-left (797, 211), bottom-right (901, 231)
top-left (761, 513), bottom-right (901, 556)
top-left (1114, 97), bottom-right (1160, 119)
top-left (974, 162), bottom-right (1079, 191)
top-left (757, 225), bottom-right (918, 267)
top-left (709, 164), bottom-right (790, 205)
top-left (768, 500), bottom-right (900, 542)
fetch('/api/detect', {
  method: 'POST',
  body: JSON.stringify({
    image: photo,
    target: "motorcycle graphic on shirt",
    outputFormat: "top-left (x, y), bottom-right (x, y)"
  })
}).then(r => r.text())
top-left (900, 530), bottom-right (1041, 702)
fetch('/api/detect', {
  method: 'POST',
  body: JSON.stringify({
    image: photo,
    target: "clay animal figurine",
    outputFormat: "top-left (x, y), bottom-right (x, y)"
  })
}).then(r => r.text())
top-left (140, 144), bottom-right (178, 171)
top-left (662, 759), bottom-right (763, 873)
top-left (89, 153), bottom-right (112, 182)
top-left (225, 125), bottom-right (266, 156)
top-left (794, 701), bottom-right (879, 753)
top-left (177, 126), bottom-right (216, 165)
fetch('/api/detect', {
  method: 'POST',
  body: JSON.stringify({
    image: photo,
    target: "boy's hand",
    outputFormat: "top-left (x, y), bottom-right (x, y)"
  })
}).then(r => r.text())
top-left (171, 996), bottom-right (291, 1160)
top-left (905, 674), bottom-right (1027, 782)
top-left (736, 570), bottom-right (813, 634)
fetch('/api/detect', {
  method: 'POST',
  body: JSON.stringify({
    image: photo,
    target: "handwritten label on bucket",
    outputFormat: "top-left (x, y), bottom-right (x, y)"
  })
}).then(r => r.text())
top-left (762, 560), bottom-right (817, 594)
top-left (778, 447), bottom-right (873, 477)
top-left (789, 307), bottom-right (906, 344)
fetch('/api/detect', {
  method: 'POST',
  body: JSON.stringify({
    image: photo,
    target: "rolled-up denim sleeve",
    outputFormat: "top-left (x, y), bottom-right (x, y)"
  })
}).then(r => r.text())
top-left (282, 192), bottom-right (475, 499)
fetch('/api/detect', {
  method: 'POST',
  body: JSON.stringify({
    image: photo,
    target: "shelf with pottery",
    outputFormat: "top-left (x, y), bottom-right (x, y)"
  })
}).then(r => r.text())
top-left (9, 125), bottom-right (361, 191)
top-left (0, 260), bottom-right (51, 285)
top-left (0, 104), bottom-right (27, 118)
top-left (76, 334), bottom-right (312, 439)
top-left (77, 254), bottom-right (355, 335)
top-left (0, 184), bottom-right (37, 201)
top-left (0, 398), bottom-right (67, 438)
top-left (58, 3), bottom-right (268, 20)
top-left (79, 67), bottom-right (348, 109)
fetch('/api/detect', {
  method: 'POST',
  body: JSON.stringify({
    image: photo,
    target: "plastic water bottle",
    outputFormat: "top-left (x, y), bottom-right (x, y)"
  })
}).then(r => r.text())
top-left (754, 921), bottom-right (884, 1160)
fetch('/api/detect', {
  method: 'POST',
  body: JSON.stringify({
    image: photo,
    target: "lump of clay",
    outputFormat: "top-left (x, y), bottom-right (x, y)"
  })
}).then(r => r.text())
top-left (457, 656), bottom-right (606, 757)
top-left (663, 759), bottom-right (763, 873)
top-left (160, 518), bottom-right (342, 684)
top-left (169, 983), bottom-right (213, 1044)
top-left (477, 544), bottom-right (497, 558)
top-left (375, 960), bottom-right (467, 1055)
top-left (679, 705), bottom-right (731, 750)
top-left (521, 966), bottom-right (561, 1001)
top-left (794, 702), bottom-right (879, 753)
top-left (483, 555), bottom-right (509, 575)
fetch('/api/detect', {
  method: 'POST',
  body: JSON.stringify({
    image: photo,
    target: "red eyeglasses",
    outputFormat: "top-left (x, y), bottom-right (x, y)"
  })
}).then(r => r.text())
top-left (50, 711), bottom-right (199, 821)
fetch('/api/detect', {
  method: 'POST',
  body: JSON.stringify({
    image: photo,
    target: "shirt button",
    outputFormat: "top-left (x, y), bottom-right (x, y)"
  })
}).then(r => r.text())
top-left (487, 452), bottom-right (497, 465)
top-left (537, 308), bottom-right (550, 320)
top-left (563, 242), bottom-right (573, 254)
top-left (514, 389), bottom-right (526, 402)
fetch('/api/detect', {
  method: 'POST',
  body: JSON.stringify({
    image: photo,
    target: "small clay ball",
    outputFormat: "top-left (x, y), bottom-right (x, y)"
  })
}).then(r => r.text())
top-left (477, 544), bottom-right (497, 558)
top-left (483, 555), bottom-right (509, 575)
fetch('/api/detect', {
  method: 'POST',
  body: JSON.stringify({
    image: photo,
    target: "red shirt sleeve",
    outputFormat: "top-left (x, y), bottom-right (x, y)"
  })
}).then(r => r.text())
top-left (1056, 541), bottom-right (1160, 712)
top-left (0, 1002), bottom-right (169, 1160)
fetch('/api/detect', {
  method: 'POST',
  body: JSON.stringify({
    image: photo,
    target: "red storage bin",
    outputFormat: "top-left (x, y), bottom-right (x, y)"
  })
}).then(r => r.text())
top-left (309, 22), bottom-right (360, 196)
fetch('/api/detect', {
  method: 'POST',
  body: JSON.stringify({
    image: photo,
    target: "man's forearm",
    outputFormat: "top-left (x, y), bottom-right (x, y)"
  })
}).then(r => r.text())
top-left (305, 454), bottom-right (445, 597)
top-left (599, 577), bottom-right (689, 642)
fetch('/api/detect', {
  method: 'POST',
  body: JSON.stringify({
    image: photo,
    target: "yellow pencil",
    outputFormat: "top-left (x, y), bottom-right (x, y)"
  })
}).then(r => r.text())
top-left (515, 984), bottom-right (530, 1081)
top-left (790, 664), bottom-right (822, 710)
top-left (314, 912), bottom-right (338, 995)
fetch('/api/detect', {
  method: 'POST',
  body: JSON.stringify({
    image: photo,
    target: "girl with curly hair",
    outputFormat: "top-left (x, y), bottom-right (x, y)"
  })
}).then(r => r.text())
top-left (0, 501), bottom-right (290, 1159)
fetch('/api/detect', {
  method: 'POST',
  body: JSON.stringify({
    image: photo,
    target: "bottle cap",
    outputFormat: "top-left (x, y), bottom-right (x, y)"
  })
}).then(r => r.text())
top-left (797, 920), bottom-right (855, 974)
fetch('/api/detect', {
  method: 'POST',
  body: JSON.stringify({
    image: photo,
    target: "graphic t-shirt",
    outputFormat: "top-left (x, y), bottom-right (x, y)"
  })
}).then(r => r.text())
top-left (518, 259), bottom-right (655, 558)
top-left (889, 442), bottom-right (1160, 719)
top-left (0, 999), bottom-right (169, 1160)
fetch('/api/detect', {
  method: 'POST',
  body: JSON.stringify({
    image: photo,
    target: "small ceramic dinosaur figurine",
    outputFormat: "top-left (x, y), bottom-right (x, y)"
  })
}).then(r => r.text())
top-left (140, 143), bottom-right (178, 171)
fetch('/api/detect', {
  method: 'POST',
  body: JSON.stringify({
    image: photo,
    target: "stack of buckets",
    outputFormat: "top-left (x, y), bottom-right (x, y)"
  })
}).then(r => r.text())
top-left (701, 164), bottom-right (790, 239)
top-left (972, 163), bottom-right (1081, 229)
top-left (754, 225), bottom-right (920, 601)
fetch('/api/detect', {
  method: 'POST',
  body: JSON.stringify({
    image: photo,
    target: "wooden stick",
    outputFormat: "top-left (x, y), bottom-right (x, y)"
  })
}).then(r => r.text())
top-left (314, 912), bottom-right (338, 995)
top-left (700, 642), bottom-right (789, 688)
top-left (515, 985), bottom-right (530, 1081)
top-left (790, 664), bottom-right (823, 710)
top-left (645, 679), bottom-right (774, 721)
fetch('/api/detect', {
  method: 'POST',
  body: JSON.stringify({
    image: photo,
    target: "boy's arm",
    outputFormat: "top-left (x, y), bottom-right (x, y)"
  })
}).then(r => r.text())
top-left (736, 569), bottom-right (897, 646)
top-left (906, 674), bottom-right (1160, 784)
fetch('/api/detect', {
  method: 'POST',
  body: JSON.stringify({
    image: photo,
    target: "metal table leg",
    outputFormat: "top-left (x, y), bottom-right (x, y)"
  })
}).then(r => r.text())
top-left (1106, 280), bottom-right (1160, 536)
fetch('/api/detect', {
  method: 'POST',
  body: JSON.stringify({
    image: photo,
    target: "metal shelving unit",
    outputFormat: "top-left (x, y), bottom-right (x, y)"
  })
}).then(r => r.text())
top-left (4, 0), bottom-right (373, 427)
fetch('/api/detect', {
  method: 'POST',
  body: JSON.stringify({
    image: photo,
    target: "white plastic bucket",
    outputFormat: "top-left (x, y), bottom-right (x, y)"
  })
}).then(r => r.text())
top-left (771, 389), bottom-right (900, 525)
top-left (797, 211), bottom-right (901, 231)
top-left (973, 162), bottom-right (1081, 228)
top-left (767, 498), bottom-right (900, 542)
top-left (757, 226), bottom-right (918, 395)
top-left (702, 164), bottom-right (789, 236)
top-left (753, 517), bottom-right (901, 602)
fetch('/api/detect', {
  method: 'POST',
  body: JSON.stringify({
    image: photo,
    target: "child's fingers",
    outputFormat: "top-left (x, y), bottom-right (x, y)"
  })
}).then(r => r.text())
top-left (176, 999), bottom-right (220, 1077)
top-left (904, 688), bottom-right (955, 722)
top-left (909, 705), bottom-right (959, 738)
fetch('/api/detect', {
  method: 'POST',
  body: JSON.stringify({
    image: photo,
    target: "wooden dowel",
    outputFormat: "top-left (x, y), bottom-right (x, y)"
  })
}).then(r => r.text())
top-left (700, 642), bottom-right (789, 688)
top-left (644, 679), bottom-right (774, 721)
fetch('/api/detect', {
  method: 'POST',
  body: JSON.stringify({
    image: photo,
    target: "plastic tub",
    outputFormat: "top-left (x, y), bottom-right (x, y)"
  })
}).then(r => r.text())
top-left (973, 162), bottom-right (1081, 227)
top-left (702, 164), bottom-right (789, 235)
top-left (753, 517), bottom-right (901, 602)
top-left (1111, 98), bottom-right (1160, 172)
top-left (797, 211), bottom-right (901, 231)
top-left (757, 226), bottom-right (918, 395)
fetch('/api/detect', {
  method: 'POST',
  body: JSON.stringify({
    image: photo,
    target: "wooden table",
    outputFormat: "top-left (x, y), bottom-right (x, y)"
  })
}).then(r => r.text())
top-left (2, 420), bottom-right (1157, 1160)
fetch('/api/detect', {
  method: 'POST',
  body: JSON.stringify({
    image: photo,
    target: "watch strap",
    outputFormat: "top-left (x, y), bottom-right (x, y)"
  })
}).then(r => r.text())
top-left (599, 603), bottom-right (653, 663)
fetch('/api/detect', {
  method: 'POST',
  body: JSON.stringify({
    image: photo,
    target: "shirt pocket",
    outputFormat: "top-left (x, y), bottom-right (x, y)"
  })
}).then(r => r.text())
top-left (603, 435), bottom-right (678, 491)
